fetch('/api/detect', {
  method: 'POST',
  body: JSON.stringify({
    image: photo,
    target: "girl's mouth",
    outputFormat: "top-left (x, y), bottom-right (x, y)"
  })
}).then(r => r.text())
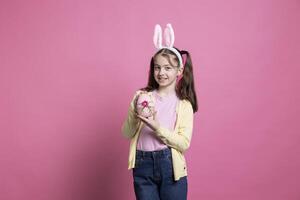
top-left (158, 77), bottom-right (167, 81)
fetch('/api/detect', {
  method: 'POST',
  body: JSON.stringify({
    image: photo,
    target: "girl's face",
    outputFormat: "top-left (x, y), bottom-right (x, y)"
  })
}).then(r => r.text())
top-left (153, 54), bottom-right (183, 89)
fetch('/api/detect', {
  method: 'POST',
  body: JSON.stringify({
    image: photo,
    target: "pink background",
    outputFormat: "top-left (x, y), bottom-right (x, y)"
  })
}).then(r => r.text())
top-left (1, 0), bottom-right (300, 199)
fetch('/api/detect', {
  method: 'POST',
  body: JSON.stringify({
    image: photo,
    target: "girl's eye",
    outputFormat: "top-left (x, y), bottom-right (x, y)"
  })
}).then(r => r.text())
top-left (166, 67), bottom-right (172, 70)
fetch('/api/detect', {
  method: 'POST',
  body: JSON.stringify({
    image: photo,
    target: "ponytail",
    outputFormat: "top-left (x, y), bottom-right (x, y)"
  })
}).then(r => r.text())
top-left (175, 49), bottom-right (198, 113)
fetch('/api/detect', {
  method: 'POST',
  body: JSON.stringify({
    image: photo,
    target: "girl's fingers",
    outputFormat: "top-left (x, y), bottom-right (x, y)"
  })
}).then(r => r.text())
top-left (137, 115), bottom-right (150, 124)
top-left (136, 114), bottom-right (144, 121)
top-left (134, 113), bottom-right (139, 119)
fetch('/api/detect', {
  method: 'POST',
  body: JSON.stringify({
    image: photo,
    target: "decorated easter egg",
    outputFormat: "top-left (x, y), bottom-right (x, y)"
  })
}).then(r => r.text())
top-left (135, 92), bottom-right (155, 118)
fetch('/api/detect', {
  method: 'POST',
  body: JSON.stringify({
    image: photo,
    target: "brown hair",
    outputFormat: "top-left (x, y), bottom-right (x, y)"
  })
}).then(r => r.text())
top-left (140, 47), bottom-right (198, 113)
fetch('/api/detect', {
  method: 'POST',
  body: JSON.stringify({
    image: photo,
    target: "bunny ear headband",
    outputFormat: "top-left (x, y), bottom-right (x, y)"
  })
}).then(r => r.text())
top-left (153, 23), bottom-right (184, 68)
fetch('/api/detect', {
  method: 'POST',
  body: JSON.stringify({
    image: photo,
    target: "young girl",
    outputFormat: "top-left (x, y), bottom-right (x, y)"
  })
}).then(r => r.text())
top-left (122, 23), bottom-right (198, 200)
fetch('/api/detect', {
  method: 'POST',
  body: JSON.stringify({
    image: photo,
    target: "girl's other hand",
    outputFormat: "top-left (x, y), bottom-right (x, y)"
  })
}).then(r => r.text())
top-left (136, 111), bottom-right (160, 131)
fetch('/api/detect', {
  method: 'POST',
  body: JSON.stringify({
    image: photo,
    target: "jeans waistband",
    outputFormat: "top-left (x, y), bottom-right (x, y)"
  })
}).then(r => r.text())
top-left (136, 147), bottom-right (171, 158)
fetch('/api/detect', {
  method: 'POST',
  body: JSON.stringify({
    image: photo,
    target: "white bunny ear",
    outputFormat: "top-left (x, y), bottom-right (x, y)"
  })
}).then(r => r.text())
top-left (153, 24), bottom-right (162, 49)
top-left (164, 23), bottom-right (175, 47)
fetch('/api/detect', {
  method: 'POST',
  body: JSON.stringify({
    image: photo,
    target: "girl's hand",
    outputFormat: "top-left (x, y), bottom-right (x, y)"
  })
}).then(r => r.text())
top-left (136, 111), bottom-right (160, 132)
top-left (133, 95), bottom-right (140, 117)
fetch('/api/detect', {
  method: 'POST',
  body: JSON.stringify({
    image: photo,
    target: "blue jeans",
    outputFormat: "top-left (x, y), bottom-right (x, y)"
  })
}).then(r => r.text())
top-left (132, 147), bottom-right (188, 200)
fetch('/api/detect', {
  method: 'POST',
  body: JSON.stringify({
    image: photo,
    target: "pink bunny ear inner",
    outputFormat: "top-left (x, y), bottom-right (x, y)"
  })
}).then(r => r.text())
top-left (164, 23), bottom-right (175, 47)
top-left (164, 27), bottom-right (171, 47)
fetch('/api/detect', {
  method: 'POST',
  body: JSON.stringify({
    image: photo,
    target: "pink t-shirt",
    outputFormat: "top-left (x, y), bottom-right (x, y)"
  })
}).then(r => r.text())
top-left (137, 89), bottom-right (179, 151)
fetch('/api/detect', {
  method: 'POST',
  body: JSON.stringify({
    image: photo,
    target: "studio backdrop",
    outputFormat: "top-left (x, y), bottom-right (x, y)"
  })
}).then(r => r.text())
top-left (1, 0), bottom-right (299, 199)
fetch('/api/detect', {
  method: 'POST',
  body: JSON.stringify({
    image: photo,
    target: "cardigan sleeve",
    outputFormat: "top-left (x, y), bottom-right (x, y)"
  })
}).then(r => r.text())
top-left (155, 101), bottom-right (194, 153)
top-left (121, 90), bottom-right (142, 139)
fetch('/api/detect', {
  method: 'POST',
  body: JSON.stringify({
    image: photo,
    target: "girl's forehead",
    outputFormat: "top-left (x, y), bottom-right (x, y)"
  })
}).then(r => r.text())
top-left (154, 54), bottom-right (172, 64)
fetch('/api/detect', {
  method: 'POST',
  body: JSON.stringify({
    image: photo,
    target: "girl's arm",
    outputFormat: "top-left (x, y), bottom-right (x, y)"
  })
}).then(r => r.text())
top-left (154, 101), bottom-right (194, 153)
top-left (121, 90), bottom-right (142, 139)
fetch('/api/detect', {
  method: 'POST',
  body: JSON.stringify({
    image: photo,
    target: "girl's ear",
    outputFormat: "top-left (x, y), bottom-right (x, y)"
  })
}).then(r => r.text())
top-left (153, 24), bottom-right (162, 49)
top-left (177, 66), bottom-right (184, 76)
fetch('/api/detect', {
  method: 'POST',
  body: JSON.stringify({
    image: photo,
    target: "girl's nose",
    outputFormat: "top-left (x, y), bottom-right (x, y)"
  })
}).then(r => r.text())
top-left (158, 69), bottom-right (165, 75)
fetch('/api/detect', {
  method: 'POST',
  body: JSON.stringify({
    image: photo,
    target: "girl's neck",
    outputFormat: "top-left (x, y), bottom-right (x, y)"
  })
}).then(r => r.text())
top-left (156, 86), bottom-right (176, 97)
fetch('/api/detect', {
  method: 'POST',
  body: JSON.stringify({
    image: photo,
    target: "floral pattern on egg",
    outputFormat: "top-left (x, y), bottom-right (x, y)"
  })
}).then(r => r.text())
top-left (136, 92), bottom-right (155, 118)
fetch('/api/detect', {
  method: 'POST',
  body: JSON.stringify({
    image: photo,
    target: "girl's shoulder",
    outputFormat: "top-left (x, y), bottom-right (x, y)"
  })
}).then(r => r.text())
top-left (179, 99), bottom-right (193, 111)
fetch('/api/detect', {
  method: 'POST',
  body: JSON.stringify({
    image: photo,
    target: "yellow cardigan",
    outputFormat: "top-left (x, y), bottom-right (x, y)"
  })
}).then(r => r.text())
top-left (121, 90), bottom-right (194, 181)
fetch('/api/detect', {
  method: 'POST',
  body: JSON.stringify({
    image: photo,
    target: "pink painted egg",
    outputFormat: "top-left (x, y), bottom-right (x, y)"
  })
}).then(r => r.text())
top-left (136, 92), bottom-right (155, 118)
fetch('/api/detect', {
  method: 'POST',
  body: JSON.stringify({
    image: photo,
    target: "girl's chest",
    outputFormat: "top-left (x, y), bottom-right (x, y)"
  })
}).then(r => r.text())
top-left (154, 97), bottom-right (179, 127)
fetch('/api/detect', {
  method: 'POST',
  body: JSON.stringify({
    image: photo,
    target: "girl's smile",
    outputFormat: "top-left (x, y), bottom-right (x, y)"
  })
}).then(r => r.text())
top-left (153, 54), bottom-right (183, 89)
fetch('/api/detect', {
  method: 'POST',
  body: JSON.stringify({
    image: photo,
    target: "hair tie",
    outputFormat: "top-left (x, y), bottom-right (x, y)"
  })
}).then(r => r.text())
top-left (181, 53), bottom-right (187, 67)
